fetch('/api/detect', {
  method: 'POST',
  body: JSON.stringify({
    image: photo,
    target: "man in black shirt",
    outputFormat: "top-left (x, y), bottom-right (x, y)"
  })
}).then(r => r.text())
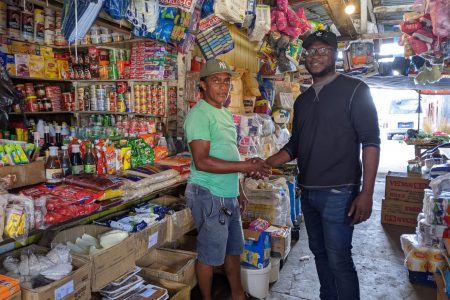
top-left (266, 30), bottom-right (380, 300)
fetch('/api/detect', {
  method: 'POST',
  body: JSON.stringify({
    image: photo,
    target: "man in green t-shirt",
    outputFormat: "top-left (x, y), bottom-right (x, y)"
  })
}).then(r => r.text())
top-left (184, 59), bottom-right (270, 300)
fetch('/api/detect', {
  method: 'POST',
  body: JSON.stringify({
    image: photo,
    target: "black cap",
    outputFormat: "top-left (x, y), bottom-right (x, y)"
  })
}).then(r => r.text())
top-left (303, 30), bottom-right (338, 49)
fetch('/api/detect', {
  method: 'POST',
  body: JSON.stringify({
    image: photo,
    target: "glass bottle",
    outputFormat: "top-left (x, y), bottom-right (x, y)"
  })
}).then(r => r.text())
top-left (45, 146), bottom-right (63, 184)
top-left (40, 125), bottom-right (51, 157)
top-left (61, 145), bottom-right (71, 177)
top-left (70, 144), bottom-right (83, 175)
top-left (55, 125), bottom-right (62, 148)
top-left (83, 143), bottom-right (96, 174)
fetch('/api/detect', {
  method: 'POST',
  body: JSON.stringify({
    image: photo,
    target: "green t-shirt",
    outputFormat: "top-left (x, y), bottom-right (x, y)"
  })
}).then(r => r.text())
top-left (183, 99), bottom-right (240, 198)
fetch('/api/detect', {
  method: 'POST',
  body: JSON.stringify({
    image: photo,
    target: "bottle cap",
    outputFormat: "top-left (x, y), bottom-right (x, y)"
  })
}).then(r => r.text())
top-left (49, 146), bottom-right (58, 156)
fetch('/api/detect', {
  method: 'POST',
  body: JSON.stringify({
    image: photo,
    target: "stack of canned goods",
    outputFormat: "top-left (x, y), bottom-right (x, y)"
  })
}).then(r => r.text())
top-left (133, 83), bottom-right (165, 116)
top-left (77, 82), bottom-right (130, 112)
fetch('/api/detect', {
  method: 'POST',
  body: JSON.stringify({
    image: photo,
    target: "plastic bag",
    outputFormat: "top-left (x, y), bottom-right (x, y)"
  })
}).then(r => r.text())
top-left (196, 15), bottom-right (234, 60)
top-left (249, 4), bottom-right (271, 42)
top-left (122, 177), bottom-right (180, 201)
top-left (429, 0), bottom-right (450, 38)
top-left (104, 0), bottom-right (130, 20)
top-left (127, 0), bottom-right (159, 34)
top-left (64, 174), bottom-right (123, 191)
top-left (4, 195), bottom-right (34, 244)
top-left (242, 72), bottom-right (261, 97)
top-left (214, 0), bottom-right (246, 24)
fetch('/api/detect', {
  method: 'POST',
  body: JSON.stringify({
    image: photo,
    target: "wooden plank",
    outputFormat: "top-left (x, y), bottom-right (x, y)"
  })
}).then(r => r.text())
top-left (373, 5), bottom-right (414, 14)
top-left (367, 0), bottom-right (377, 24)
top-left (324, 0), bottom-right (358, 38)
top-left (360, 0), bottom-right (368, 34)
top-left (337, 31), bottom-right (403, 41)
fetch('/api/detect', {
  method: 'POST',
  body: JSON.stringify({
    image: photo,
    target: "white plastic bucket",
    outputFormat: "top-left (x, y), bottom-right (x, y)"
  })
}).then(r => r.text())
top-left (269, 257), bottom-right (281, 283)
top-left (241, 262), bottom-right (271, 299)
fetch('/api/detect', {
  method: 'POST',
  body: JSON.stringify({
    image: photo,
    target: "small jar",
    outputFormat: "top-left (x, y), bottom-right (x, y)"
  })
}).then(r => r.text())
top-left (407, 159), bottom-right (422, 176)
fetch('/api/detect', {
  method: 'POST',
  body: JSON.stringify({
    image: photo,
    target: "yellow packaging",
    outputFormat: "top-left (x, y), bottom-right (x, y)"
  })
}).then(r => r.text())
top-left (45, 58), bottom-right (58, 78)
top-left (97, 188), bottom-right (125, 201)
top-left (4, 210), bottom-right (23, 238)
top-left (9, 41), bottom-right (36, 55)
top-left (57, 59), bottom-right (69, 79)
top-left (14, 144), bottom-right (29, 164)
top-left (6, 54), bottom-right (15, 76)
top-left (29, 55), bottom-right (45, 78)
top-left (40, 46), bottom-right (53, 59)
top-left (121, 147), bottom-right (131, 170)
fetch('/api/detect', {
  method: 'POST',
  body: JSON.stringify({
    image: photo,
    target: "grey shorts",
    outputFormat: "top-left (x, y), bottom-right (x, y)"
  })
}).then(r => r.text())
top-left (185, 183), bottom-right (244, 266)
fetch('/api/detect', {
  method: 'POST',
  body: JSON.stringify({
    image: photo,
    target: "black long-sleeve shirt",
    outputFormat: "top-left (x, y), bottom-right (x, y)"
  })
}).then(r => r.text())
top-left (283, 74), bottom-right (380, 189)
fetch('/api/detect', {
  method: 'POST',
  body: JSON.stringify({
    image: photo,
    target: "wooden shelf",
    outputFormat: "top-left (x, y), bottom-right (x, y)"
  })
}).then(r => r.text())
top-left (10, 76), bottom-right (71, 82)
top-left (9, 111), bottom-right (72, 115)
top-left (53, 38), bottom-right (149, 50)
top-left (76, 111), bottom-right (164, 118)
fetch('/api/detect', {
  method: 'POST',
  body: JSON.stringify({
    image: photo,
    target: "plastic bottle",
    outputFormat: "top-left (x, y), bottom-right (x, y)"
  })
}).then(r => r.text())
top-left (70, 144), bottom-right (83, 175)
top-left (45, 146), bottom-right (63, 183)
top-left (175, 136), bottom-right (185, 153)
top-left (40, 126), bottom-right (51, 157)
top-left (61, 145), bottom-right (71, 176)
top-left (83, 143), bottom-right (96, 174)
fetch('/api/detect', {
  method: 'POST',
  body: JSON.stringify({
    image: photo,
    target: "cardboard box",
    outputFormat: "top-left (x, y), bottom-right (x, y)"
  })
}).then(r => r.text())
top-left (137, 248), bottom-right (197, 289)
top-left (161, 235), bottom-right (197, 255)
top-left (0, 161), bottom-right (45, 189)
top-left (5, 290), bottom-right (21, 300)
top-left (434, 272), bottom-right (449, 300)
top-left (0, 274), bottom-right (20, 299)
top-left (267, 227), bottom-right (291, 259)
top-left (385, 172), bottom-right (430, 203)
top-left (150, 196), bottom-right (195, 242)
top-left (381, 209), bottom-right (418, 227)
top-left (139, 275), bottom-right (190, 300)
top-left (240, 229), bottom-right (271, 269)
top-left (51, 225), bottom-right (135, 291)
top-left (134, 219), bottom-right (168, 260)
top-left (382, 198), bottom-right (423, 216)
top-left (0, 245), bottom-right (91, 300)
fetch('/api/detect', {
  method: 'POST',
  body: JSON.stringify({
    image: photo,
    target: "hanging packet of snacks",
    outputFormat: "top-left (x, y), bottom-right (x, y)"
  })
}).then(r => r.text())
top-left (127, 0), bottom-right (159, 35)
top-left (150, 6), bottom-right (177, 43)
top-left (248, 5), bottom-right (271, 42)
top-left (196, 15), bottom-right (234, 60)
top-left (3, 194), bottom-right (34, 244)
top-left (242, 0), bottom-right (256, 29)
top-left (105, 0), bottom-right (130, 19)
top-left (214, 0), bottom-right (246, 24)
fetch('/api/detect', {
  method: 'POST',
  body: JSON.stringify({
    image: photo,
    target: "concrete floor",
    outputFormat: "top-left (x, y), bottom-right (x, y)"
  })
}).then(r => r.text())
top-left (193, 171), bottom-right (437, 300)
top-left (268, 172), bottom-right (436, 300)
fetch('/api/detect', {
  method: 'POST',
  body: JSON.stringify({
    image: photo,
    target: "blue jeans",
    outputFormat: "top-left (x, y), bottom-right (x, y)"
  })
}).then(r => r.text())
top-left (301, 186), bottom-right (360, 300)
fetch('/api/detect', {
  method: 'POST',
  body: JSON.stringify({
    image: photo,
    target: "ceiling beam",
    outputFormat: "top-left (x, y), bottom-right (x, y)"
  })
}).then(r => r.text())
top-left (337, 31), bottom-right (403, 41)
top-left (377, 19), bottom-right (402, 25)
top-left (367, 0), bottom-right (377, 24)
top-left (324, 0), bottom-right (358, 38)
top-left (360, 0), bottom-right (368, 33)
top-left (373, 5), bottom-right (414, 14)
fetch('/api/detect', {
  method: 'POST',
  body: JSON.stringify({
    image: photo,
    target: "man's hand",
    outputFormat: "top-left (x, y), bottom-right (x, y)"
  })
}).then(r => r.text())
top-left (244, 158), bottom-right (271, 179)
top-left (348, 191), bottom-right (373, 225)
top-left (238, 193), bottom-right (248, 214)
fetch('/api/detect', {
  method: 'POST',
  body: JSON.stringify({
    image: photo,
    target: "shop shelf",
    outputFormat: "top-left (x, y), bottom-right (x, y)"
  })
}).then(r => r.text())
top-left (76, 111), bottom-right (164, 118)
top-left (53, 38), bottom-right (149, 50)
top-left (10, 76), bottom-right (72, 82)
top-left (9, 111), bottom-right (73, 115)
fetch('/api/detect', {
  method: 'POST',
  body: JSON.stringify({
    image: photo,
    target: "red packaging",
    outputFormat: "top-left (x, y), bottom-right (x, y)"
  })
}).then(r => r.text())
top-left (64, 174), bottom-right (122, 191)
top-left (44, 212), bottom-right (71, 225)
top-left (50, 184), bottom-right (104, 204)
top-left (19, 184), bottom-right (52, 199)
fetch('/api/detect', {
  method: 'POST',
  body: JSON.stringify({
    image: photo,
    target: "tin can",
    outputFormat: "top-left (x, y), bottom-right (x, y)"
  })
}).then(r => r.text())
top-left (6, 6), bottom-right (20, 39)
top-left (108, 64), bottom-right (118, 80)
top-left (34, 9), bottom-right (45, 44)
top-left (25, 83), bottom-right (35, 97)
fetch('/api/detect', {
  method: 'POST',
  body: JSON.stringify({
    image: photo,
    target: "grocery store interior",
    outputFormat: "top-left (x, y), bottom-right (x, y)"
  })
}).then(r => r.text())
top-left (0, 0), bottom-right (449, 299)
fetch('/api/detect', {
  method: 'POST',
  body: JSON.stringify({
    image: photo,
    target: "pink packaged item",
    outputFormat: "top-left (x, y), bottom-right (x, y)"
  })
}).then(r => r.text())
top-left (249, 218), bottom-right (271, 232)
top-left (286, 8), bottom-right (300, 28)
top-left (274, 10), bottom-right (287, 31)
top-left (276, 0), bottom-right (288, 13)
top-left (429, 0), bottom-right (450, 37)
top-left (408, 36), bottom-right (430, 55)
top-left (400, 20), bottom-right (422, 35)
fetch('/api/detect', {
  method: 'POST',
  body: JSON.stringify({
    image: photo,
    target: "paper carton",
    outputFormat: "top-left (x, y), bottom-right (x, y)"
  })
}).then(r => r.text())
top-left (240, 229), bottom-right (271, 269)
top-left (150, 196), bottom-right (195, 242)
top-left (0, 160), bottom-right (45, 189)
top-left (385, 172), bottom-right (430, 203)
top-left (0, 245), bottom-right (91, 300)
top-left (51, 225), bottom-right (135, 291)
top-left (137, 248), bottom-right (197, 289)
top-left (134, 219), bottom-right (168, 260)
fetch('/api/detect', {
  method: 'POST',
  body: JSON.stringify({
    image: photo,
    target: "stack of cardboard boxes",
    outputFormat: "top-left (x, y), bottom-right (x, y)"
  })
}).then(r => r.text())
top-left (382, 172), bottom-right (430, 227)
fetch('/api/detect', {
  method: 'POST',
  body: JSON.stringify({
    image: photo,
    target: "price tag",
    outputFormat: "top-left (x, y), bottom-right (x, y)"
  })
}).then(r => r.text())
top-left (148, 232), bottom-right (159, 249)
top-left (54, 280), bottom-right (74, 300)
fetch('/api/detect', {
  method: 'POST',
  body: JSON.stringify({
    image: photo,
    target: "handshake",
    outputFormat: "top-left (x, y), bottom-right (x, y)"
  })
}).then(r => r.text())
top-left (243, 157), bottom-right (272, 179)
